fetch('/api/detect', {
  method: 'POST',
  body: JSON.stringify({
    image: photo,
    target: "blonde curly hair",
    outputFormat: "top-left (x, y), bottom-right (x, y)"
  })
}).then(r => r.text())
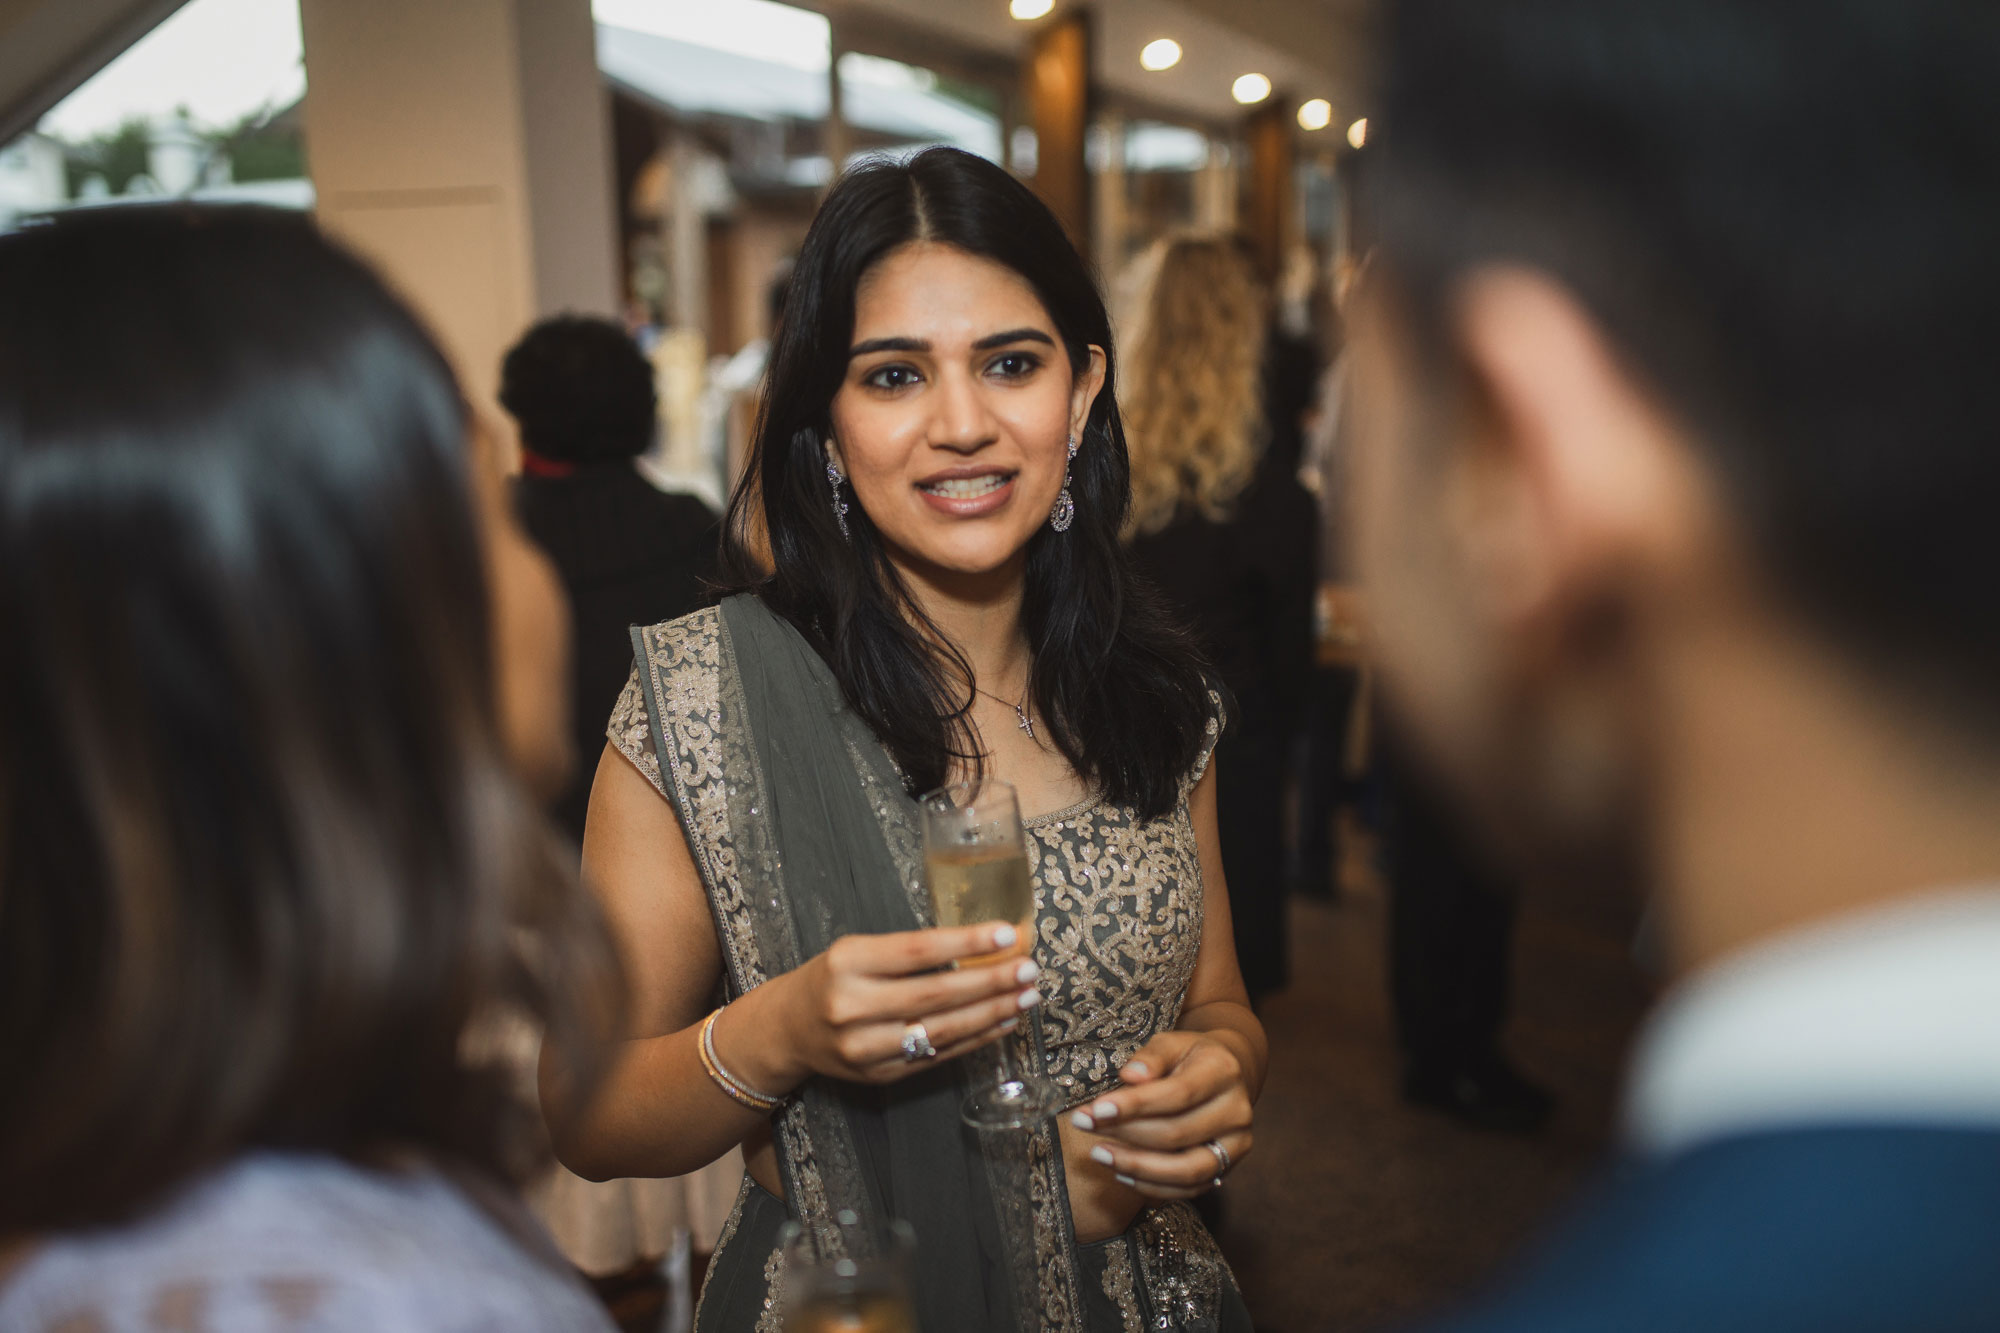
top-left (1117, 233), bottom-right (1268, 538)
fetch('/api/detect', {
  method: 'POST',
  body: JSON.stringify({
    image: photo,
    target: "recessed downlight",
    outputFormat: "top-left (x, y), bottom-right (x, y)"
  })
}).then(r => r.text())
top-left (1297, 99), bottom-right (1333, 131)
top-left (1232, 73), bottom-right (1272, 105)
top-left (1010, 0), bottom-right (1053, 19)
top-left (1140, 38), bottom-right (1183, 71)
top-left (1346, 116), bottom-right (1369, 148)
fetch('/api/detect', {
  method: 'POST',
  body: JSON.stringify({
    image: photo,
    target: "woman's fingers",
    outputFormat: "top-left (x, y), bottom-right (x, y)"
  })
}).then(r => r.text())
top-left (866, 953), bottom-right (1041, 1019)
top-left (1070, 1040), bottom-right (1238, 1131)
top-left (1086, 1129), bottom-right (1253, 1195)
top-left (847, 985), bottom-right (1039, 1079)
top-left (827, 922), bottom-right (1021, 980)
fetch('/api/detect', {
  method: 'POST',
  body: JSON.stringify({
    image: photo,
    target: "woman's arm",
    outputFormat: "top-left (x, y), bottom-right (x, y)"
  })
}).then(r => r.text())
top-left (541, 745), bottom-right (1038, 1182)
top-left (1064, 761), bottom-right (1268, 1198)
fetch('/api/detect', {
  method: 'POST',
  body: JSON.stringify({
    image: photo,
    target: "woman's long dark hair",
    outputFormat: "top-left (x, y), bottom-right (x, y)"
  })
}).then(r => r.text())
top-left (723, 147), bottom-right (1214, 818)
top-left (0, 206), bottom-right (618, 1232)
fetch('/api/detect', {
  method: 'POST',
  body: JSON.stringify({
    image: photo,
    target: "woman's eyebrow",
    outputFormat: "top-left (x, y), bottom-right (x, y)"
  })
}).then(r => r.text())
top-left (972, 327), bottom-right (1056, 351)
top-left (847, 328), bottom-right (1056, 358)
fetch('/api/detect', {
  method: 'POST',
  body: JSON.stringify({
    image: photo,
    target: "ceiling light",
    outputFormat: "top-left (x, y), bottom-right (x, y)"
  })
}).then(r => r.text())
top-left (1010, 0), bottom-right (1053, 19)
top-left (1346, 116), bottom-right (1368, 148)
top-left (1232, 73), bottom-right (1272, 105)
top-left (1139, 38), bottom-right (1182, 71)
top-left (1297, 98), bottom-right (1332, 131)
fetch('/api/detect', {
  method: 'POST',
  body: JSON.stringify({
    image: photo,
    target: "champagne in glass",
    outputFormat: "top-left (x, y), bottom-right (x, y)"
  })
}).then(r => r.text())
top-left (781, 1213), bottom-right (919, 1333)
top-left (920, 777), bottom-right (1064, 1129)
top-left (926, 840), bottom-right (1034, 968)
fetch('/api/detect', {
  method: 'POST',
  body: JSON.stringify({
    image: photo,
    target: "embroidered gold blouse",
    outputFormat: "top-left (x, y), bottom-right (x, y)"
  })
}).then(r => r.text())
top-left (606, 607), bottom-right (1223, 1116)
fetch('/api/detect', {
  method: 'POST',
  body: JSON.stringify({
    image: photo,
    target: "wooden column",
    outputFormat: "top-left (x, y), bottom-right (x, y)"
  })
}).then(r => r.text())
top-left (1243, 96), bottom-right (1294, 285)
top-left (1023, 9), bottom-right (1091, 259)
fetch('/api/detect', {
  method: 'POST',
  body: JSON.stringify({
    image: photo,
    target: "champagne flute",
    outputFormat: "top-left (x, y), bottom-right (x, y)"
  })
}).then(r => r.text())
top-left (920, 777), bottom-right (1064, 1129)
top-left (780, 1212), bottom-right (918, 1333)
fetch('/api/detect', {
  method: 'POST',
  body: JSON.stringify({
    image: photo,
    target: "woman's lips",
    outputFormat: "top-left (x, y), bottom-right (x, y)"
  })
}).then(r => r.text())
top-left (916, 472), bottom-right (1016, 517)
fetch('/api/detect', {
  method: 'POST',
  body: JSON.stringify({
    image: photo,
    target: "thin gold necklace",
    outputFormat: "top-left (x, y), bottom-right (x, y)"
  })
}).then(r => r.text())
top-left (974, 680), bottom-right (1034, 740)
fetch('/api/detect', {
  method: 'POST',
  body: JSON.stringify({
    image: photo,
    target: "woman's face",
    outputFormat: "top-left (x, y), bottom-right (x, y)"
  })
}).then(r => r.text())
top-left (829, 241), bottom-right (1105, 586)
top-left (470, 424), bottom-right (574, 801)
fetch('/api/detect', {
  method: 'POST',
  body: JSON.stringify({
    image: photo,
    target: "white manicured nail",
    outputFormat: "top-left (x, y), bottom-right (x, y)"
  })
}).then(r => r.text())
top-left (1018, 988), bottom-right (1042, 1010)
top-left (1015, 960), bottom-right (1040, 984)
top-left (1121, 1061), bottom-right (1149, 1080)
top-left (1070, 1110), bottom-right (1095, 1131)
top-left (1114, 1174), bottom-right (1136, 1187)
top-left (1090, 1100), bottom-right (1119, 1123)
top-left (1089, 1146), bottom-right (1115, 1166)
top-left (999, 1017), bottom-right (1019, 1032)
top-left (992, 924), bottom-right (1018, 947)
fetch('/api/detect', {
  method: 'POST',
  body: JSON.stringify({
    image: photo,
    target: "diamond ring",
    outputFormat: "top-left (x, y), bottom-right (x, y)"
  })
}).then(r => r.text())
top-left (901, 1021), bottom-right (938, 1062)
top-left (1204, 1139), bottom-right (1231, 1189)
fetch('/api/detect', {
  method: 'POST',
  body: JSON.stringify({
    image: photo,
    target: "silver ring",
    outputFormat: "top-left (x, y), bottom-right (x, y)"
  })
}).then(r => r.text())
top-left (901, 1021), bottom-right (938, 1062)
top-left (1204, 1139), bottom-right (1231, 1183)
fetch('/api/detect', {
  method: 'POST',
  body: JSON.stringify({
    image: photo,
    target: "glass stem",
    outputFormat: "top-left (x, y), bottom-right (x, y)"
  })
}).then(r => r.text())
top-left (996, 1023), bottom-right (1022, 1087)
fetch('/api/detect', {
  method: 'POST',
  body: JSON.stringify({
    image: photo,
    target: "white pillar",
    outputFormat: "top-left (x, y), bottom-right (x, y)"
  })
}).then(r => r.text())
top-left (298, 0), bottom-right (619, 410)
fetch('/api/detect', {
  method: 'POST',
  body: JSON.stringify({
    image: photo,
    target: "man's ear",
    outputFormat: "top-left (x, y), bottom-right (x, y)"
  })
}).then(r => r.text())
top-left (1449, 267), bottom-right (1704, 641)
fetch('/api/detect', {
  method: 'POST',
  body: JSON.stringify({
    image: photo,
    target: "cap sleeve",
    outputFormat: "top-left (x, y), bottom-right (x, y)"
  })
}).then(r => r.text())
top-left (606, 663), bottom-right (668, 801)
top-left (1181, 687), bottom-right (1228, 798)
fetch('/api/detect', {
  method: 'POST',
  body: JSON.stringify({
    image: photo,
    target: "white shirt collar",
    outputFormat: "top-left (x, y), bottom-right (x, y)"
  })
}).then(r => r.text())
top-left (1625, 884), bottom-right (2000, 1157)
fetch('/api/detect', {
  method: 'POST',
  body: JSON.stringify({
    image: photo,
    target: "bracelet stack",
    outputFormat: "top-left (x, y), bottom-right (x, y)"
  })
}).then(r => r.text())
top-left (699, 1007), bottom-right (783, 1113)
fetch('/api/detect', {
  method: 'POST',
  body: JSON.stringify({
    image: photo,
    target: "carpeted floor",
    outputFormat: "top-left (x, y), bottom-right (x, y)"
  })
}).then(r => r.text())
top-left (1213, 831), bottom-right (1654, 1332)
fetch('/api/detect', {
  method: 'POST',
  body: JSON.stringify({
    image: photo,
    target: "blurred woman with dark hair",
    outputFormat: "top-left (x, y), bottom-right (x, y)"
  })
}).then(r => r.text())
top-left (547, 148), bottom-right (1265, 1332)
top-left (0, 206), bottom-right (620, 1330)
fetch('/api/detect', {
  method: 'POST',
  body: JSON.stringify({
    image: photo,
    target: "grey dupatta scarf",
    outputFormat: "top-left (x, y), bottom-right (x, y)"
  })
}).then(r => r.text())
top-left (632, 595), bottom-right (1076, 1332)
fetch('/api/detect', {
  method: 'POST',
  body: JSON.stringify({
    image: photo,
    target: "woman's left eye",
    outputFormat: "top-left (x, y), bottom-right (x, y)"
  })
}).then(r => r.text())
top-left (987, 352), bottom-right (1042, 380)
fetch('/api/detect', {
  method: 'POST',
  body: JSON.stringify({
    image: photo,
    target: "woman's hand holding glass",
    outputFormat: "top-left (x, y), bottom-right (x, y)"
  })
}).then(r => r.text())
top-left (736, 922), bottom-right (1041, 1090)
top-left (1066, 1030), bottom-right (1254, 1198)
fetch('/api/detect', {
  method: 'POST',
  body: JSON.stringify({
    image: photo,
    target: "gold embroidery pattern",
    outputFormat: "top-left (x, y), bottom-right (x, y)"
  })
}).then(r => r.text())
top-left (622, 611), bottom-right (770, 996)
top-left (606, 667), bottom-right (661, 796)
top-left (755, 1244), bottom-right (786, 1333)
top-left (1028, 801), bottom-right (1204, 1105)
top-left (1131, 1202), bottom-right (1236, 1331)
top-left (1100, 1239), bottom-right (1144, 1333)
top-left (1025, 1119), bottom-right (1083, 1333)
top-left (1029, 691), bottom-right (1223, 1107)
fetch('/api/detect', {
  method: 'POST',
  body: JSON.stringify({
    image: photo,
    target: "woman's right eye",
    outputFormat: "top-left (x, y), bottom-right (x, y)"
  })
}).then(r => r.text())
top-left (863, 364), bottom-right (922, 391)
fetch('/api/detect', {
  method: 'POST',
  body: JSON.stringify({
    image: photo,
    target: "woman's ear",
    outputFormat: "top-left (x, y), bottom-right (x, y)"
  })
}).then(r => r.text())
top-left (1070, 345), bottom-right (1109, 441)
top-left (824, 435), bottom-right (847, 482)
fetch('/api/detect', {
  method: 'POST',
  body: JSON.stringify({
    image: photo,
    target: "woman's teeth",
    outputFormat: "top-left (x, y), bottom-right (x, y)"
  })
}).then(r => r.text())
top-left (920, 474), bottom-right (1010, 499)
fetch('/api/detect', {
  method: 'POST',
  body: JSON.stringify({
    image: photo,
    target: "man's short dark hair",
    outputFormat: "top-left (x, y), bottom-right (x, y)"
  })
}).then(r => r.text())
top-left (1375, 0), bottom-right (2000, 744)
top-left (499, 315), bottom-right (657, 463)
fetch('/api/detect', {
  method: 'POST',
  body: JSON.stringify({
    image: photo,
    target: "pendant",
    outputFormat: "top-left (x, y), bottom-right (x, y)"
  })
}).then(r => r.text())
top-left (1014, 704), bottom-right (1035, 740)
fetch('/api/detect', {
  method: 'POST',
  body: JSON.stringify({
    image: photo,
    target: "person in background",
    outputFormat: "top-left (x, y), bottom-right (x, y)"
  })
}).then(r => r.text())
top-left (502, 315), bottom-right (719, 850)
top-left (1122, 233), bottom-right (1319, 1007)
top-left (0, 205), bottom-right (618, 1331)
top-left (1352, 0), bottom-right (2000, 1328)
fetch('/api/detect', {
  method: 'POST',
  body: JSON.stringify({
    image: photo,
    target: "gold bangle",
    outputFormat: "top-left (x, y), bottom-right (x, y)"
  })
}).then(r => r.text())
top-left (700, 1008), bottom-right (782, 1112)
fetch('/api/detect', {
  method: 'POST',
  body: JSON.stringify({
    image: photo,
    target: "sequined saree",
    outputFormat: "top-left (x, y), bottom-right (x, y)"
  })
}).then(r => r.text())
top-left (609, 595), bottom-right (1251, 1333)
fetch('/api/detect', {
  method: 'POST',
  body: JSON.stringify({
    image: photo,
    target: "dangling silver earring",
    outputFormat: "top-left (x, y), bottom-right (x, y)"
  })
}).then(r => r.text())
top-left (825, 452), bottom-right (851, 539)
top-left (1049, 432), bottom-right (1079, 533)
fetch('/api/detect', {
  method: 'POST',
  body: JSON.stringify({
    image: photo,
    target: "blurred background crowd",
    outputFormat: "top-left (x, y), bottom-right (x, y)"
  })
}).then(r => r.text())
top-left (8, 0), bottom-right (1886, 1329)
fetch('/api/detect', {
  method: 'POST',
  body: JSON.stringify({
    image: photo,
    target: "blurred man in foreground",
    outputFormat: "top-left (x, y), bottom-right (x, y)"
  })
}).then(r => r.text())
top-left (1352, 2), bottom-right (2000, 1328)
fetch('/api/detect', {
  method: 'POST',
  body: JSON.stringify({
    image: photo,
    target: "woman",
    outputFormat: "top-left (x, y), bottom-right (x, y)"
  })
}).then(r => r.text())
top-left (546, 149), bottom-right (1267, 1332)
top-left (1120, 234), bottom-right (1320, 1006)
top-left (0, 206), bottom-right (618, 1330)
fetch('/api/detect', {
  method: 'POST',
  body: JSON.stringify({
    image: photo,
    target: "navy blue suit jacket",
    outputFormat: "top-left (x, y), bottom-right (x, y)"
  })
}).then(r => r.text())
top-left (1425, 1127), bottom-right (2000, 1333)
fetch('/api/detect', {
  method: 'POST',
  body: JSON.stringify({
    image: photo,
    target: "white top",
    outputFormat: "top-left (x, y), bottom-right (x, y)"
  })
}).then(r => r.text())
top-left (1625, 884), bottom-right (2000, 1157)
top-left (0, 1153), bottom-right (615, 1333)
